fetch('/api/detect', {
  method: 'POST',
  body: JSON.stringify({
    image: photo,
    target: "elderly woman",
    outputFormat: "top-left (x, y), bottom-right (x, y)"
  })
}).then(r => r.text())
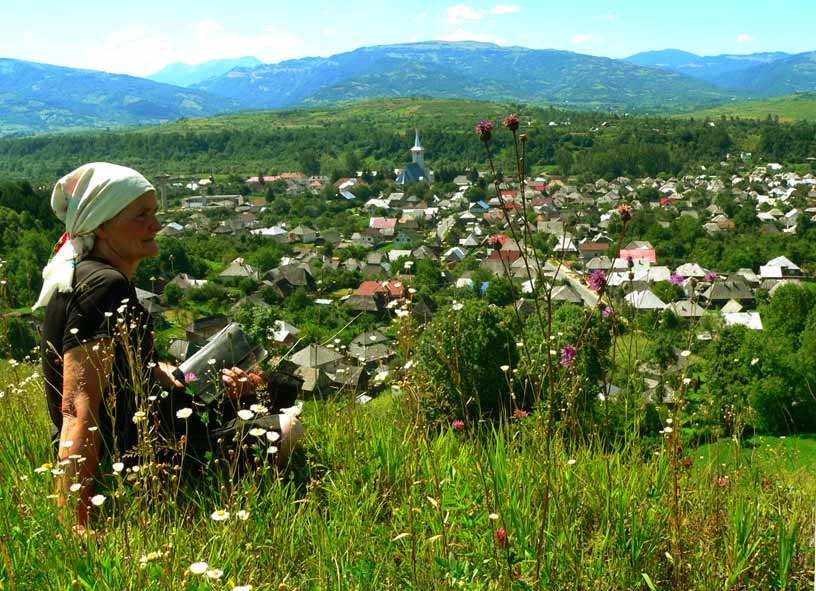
top-left (36, 163), bottom-right (303, 534)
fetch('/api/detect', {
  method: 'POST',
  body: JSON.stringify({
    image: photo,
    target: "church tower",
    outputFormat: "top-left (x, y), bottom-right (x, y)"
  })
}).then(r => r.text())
top-left (396, 128), bottom-right (431, 186)
top-left (410, 129), bottom-right (425, 169)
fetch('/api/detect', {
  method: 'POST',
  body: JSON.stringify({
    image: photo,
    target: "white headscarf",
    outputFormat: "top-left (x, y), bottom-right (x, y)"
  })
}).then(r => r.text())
top-left (33, 162), bottom-right (155, 309)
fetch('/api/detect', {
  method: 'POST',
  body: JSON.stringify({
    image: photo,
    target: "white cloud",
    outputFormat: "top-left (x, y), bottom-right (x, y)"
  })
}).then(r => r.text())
top-left (79, 24), bottom-right (305, 77)
top-left (22, 30), bottom-right (33, 42)
top-left (571, 33), bottom-right (600, 44)
top-left (491, 4), bottom-right (521, 14)
top-left (322, 26), bottom-right (337, 36)
top-left (413, 11), bottom-right (428, 23)
top-left (593, 14), bottom-right (616, 20)
top-left (736, 33), bottom-right (753, 43)
top-left (191, 20), bottom-right (224, 40)
top-left (441, 28), bottom-right (505, 44)
top-left (447, 4), bottom-right (486, 25)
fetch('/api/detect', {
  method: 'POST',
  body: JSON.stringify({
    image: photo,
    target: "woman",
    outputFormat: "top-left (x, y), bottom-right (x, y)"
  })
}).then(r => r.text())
top-left (36, 163), bottom-right (303, 534)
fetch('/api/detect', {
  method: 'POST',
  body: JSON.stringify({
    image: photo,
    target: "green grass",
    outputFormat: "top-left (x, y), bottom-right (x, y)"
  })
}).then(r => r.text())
top-left (679, 92), bottom-right (816, 122)
top-left (1, 359), bottom-right (815, 590)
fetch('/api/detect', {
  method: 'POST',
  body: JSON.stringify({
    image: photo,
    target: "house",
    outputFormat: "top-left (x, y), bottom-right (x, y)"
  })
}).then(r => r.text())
top-left (619, 248), bottom-right (657, 264)
top-left (219, 257), bottom-right (261, 282)
top-left (267, 264), bottom-right (316, 292)
top-left (551, 285), bottom-right (583, 305)
top-left (624, 290), bottom-right (666, 311)
top-left (760, 255), bottom-right (801, 278)
top-left (181, 194), bottom-right (244, 210)
top-left (348, 330), bottom-right (394, 364)
top-left (167, 273), bottom-right (208, 290)
top-left (442, 246), bottom-right (467, 263)
top-left (270, 320), bottom-right (301, 347)
top-left (289, 225), bottom-right (318, 244)
top-left (290, 344), bottom-right (345, 370)
top-left (665, 300), bottom-right (705, 321)
top-left (357, 280), bottom-right (407, 299)
top-left (186, 314), bottom-right (230, 340)
top-left (701, 281), bottom-right (754, 307)
top-left (344, 293), bottom-right (387, 314)
top-left (251, 226), bottom-right (288, 242)
top-left (577, 242), bottom-right (611, 261)
top-left (723, 311), bottom-right (763, 330)
top-left (586, 256), bottom-right (613, 271)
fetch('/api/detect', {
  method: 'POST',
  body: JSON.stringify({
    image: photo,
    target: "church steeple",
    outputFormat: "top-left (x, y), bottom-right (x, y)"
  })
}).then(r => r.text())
top-left (410, 128), bottom-right (424, 168)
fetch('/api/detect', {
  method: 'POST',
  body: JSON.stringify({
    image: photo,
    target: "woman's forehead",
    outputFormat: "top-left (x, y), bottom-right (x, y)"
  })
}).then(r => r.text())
top-left (125, 190), bottom-right (157, 211)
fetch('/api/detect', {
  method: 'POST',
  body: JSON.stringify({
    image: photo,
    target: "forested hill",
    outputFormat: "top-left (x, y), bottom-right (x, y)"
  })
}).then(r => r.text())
top-left (1, 98), bottom-right (815, 183)
top-left (193, 41), bottom-right (738, 113)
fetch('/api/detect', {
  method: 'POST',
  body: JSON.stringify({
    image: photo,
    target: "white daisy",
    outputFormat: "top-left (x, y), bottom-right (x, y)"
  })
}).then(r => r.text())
top-left (237, 409), bottom-right (254, 420)
top-left (189, 561), bottom-right (208, 575)
top-left (176, 408), bottom-right (193, 419)
top-left (210, 509), bottom-right (229, 521)
top-left (91, 494), bottom-right (106, 506)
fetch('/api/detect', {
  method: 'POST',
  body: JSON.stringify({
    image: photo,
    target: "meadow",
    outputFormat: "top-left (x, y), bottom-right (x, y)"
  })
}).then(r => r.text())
top-left (1, 357), bottom-right (815, 591)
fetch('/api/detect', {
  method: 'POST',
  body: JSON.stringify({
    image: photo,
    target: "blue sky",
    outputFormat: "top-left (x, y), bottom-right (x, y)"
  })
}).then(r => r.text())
top-left (1, 0), bottom-right (812, 76)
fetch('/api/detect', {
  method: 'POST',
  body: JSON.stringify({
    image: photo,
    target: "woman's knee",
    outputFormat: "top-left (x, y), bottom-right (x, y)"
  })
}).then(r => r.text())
top-left (279, 415), bottom-right (304, 447)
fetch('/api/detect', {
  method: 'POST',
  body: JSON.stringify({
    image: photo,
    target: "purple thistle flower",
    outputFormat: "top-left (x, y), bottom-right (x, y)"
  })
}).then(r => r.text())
top-left (560, 345), bottom-right (577, 367)
top-left (588, 270), bottom-right (606, 292)
top-left (616, 203), bottom-right (633, 222)
top-left (602, 306), bottom-right (614, 318)
top-left (503, 113), bottom-right (519, 131)
top-left (494, 527), bottom-right (508, 548)
top-left (184, 372), bottom-right (198, 383)
top-left (669, 274), bottom-right (684, 286)
top-left (475, 120), bottom-right (494, 141)
top-left (705, 271), bottom-right (717, 282)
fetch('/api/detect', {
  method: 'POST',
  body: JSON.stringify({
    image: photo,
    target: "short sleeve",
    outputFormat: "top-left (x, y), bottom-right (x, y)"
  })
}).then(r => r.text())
top-left (62, 269), bottom-right (134, 352)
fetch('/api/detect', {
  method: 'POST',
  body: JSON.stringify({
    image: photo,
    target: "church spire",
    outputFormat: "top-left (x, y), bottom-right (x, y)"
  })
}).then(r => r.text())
top-left (410, 128), bottom-right (424, 167)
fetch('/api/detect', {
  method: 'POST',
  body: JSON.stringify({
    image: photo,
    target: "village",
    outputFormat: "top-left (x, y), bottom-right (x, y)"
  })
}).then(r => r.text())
top-left (139, 130), bottom-right (816, 405)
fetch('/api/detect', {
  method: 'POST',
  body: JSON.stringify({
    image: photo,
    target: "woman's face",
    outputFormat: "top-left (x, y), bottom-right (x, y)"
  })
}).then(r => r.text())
top-left (97, 191), bottom-right (162, 265)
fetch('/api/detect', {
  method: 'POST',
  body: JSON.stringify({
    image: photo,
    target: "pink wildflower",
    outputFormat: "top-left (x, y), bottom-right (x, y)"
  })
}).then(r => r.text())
top-left (452, 419), bottom-right (465, 432)
top-left (474, 120), bottom-right (494, 141)
top-left (560, 345), bottom-right (577, 367)
top-left (494, 527), bottom-right (508, 548)
top-left (588, 270), bottom-right (606, 292)
top-left (503, 114), bottom-right (519, 131)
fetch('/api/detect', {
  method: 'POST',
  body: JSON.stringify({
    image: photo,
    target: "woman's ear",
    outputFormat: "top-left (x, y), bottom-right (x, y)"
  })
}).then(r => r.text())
top-left (94, 222), bottom-right (109, 240)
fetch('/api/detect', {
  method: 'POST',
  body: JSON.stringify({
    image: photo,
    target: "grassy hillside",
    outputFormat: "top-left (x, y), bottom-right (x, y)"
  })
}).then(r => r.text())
top-left (681, 93), bottom-right (816, 122)
top-left (2, 359), bottom-right (815, 589)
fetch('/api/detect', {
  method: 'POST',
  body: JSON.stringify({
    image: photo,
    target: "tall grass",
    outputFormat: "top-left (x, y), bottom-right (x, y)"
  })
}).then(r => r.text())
top-left (1, 360), bottom-right (814, 590)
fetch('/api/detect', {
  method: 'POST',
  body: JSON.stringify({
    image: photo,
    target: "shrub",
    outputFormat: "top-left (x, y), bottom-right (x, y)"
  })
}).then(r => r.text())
top-left (415, 300), bottom-right (517, 421)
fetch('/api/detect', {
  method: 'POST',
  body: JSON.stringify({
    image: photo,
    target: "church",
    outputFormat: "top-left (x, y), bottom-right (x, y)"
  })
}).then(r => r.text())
top-left (396, 130), bottom-right (432, 186)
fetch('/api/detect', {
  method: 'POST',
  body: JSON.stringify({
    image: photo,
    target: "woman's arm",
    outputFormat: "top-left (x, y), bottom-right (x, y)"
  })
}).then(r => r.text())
top-left (59, 339), bottom-right (113, 531)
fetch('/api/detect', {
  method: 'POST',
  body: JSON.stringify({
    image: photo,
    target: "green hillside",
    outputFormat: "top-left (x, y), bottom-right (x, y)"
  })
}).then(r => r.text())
top-left (680, 93), bottom-right (816, 122)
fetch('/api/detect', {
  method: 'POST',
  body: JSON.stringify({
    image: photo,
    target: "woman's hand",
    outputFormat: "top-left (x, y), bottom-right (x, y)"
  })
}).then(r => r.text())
top-left (221, 367), bottom-right (265, 400)
top-left (154, 361), bottom-right (183, 390)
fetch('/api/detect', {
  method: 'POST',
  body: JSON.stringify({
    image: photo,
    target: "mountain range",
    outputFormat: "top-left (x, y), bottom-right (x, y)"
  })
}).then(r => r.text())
top-left (1, 41), bottom-right (815, 136)
top-left (624, 48), bottom-right (816, 95)
top-left (0, 58), bottom-right (237, 135)
top-left (147, 56), bottom-right (263, 87)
